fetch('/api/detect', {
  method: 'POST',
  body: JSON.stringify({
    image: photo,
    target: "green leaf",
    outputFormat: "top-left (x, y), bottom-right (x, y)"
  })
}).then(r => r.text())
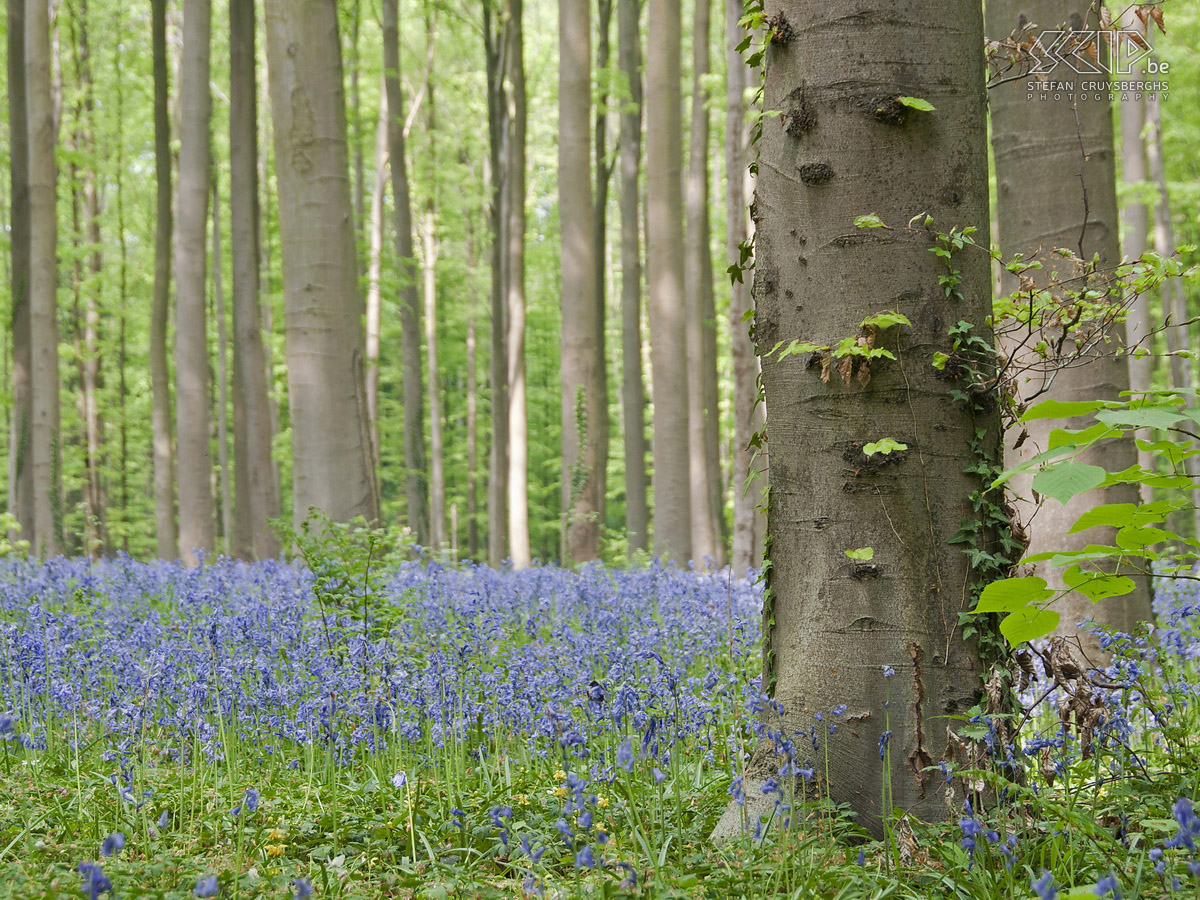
top-left (854, 213), bottom-right (886, 229)
top-left (1047, 422), bottom-right (1120, 450)
top-left (896, 95), bottom-right (935, 111)
top-left (1020, 399), bottom-right (1106, 422)
top-left (976, 576), bottom-right (1052, 613)
top-left (778, 340), bottom-right (828, 359)
top-left (931, 351), bottom-right (950, 371)
top-left (1115, 525), bottom-right (1171, 550)
top-left (1000, 607), bottom-right (1060, 644)
top-left (1062, 565), bottom-right (1137, 601)
top-left (1032, 461), bottom-right (1107, 504)
top-left (1095, 407), bottom-right (1185, 430)
top-left (1068, 503), bottom-right (1138, 533)
top-left (862, 438), bottom-right (908, 457)
top-left (844, 547), bottom-right (875, 561)
top-left (861, 310), bottom-right (912, 331)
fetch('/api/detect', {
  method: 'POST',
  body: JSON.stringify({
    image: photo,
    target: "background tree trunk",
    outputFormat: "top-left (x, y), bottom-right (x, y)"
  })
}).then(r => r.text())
top-left (7, 0), bottom-right (33, 543)
top-left (713, 0), bottom-right (994, 837)
top-left (592, 0), bottom-right (614, 547)
top-left (264, 0), bottom-right (379, 526)
top-left (422, 12), bottom-right (445, 549)
top-left (617, 0), bottom-right (648, 555)
top-left (505, 0), bottom-right (531, 567)
top-left (988, 0), bottom-right (1153, 644)
top-left (27, 0), bottom-right (61, 557)
top-left (645, 0), bottom-right (691, 563)
top-left (211, 177), bottom-right (232, 553)
top-left (229, 0), bottom-right (281, 559)
top-left (150, 0), bottom-right (177, 559)
top-left (365, 86), bottom-right (388, 471)
top-left (383, 0), bottom-right (430, 545)
top-left (559, 0), bottom-right (601, 564)
top-left (173, 0), bottom-right (214, 564)
top-left (684, 0), bottom-right (723, 567)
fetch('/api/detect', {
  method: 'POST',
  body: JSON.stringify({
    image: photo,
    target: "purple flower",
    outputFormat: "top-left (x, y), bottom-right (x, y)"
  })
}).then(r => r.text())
top-left (243, 788), bottom-right (260, 812)
top-left (79, 862), bottom-right (112, 900)
top-left (1095, 873), bottom-right (1120, 897)
top-left (195, 874), bottom-right (219, 897)
top-left (878, 730), bottom-right (892, 760)
top-left (1031, 870), bottom-right (1057, 900)
top-left (158, 810), bottom-right (170, 829)
top-left (293, 878), bottom-right (313, 899)
top-left (391, 771), bottom-right (408, 789)
top-left (652, 767), bottom-right (667, 784)
top-left (574, 844), bottom-right (596, 869)
top-left (882, 665), bottom-right (896, 678)
top-left (616, 739), bottom-right (634, 773)
top-left (100, 832), bottom-right (125, 857)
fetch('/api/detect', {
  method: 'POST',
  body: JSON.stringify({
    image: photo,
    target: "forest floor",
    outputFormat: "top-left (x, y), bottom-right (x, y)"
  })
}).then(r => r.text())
top-left (0, 555), bottom-right (1196, 898)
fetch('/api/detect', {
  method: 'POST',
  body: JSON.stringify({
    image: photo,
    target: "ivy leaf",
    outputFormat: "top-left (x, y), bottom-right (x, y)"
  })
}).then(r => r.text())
top-left (844, 547), bottom-right (875, 561)
top-left (1000, 607), bottom-right (1060, 645)
top-left (976, 576), bottom-right (1052, 613)
top-left (1068, 503), bottom-right (1138, 533)
top-left (896, 95), bottom-right (935, 111)
top-left (862, 438), bottom-right (908, 457)
top-left (1062, 565), bottom-right (1136, 601)
top-left (1020, 399), bottom-right (1106, 422)
top-left (931, 351), bottom-right (950, 371)
top-left (860, 310), bottom-right (912, 331)
top-left (1032, 461), bottom-right (1107, 504)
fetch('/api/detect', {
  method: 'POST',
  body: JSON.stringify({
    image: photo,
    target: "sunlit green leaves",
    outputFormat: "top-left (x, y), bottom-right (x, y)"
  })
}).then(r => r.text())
top-left (1032, 462), bottom-right (1107, 504)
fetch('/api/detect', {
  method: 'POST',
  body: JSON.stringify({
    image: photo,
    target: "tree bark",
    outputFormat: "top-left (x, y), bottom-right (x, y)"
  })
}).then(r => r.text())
top-left (7, 0), bottom-right (33, 543)
top-left (365, 84), bottom-right (388, 470)
top-left (646, 0), bottom-right (691, 563)
top-left (150, 0), bottom-right (177, 559)
top-left (27, 0), bottom-right (60, 556)
top-left (592, 0), bottom-right (614, 548)
top-left (422, 11), bottom-right (445, 549)
top-left (264, 0), bottom-right (379, 527)
top-left (383, 0), bottom-right (430, 545)
top-left (505, 0), bottom-right (531, 567)
top-left (174, 0), bottom-right (214, 564)
top-left (684, 0), bottom-right (724, 567)
top-left (211, 177), bottom-right (232, 554)
top-left (559, 0), bottom-right (602, 564)
top-left (617, 0), bottom-right (649, 555)
top-left (988, 0), bottom-right (1152, 645)
top-left (229, 0), bottom-right (281, 559)
top-left (713, 0), bottom-right (994, 838)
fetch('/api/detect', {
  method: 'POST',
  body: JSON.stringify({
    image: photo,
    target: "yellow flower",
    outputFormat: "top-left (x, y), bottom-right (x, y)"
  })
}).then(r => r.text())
top-left (266, 843), bottom-right (286, 858)
top-left (553, 786), bottom-right (568, 798)
top-left (597, 796), bottom-right (609, 809)
top-left (554, 769), bottom-right (566, 780)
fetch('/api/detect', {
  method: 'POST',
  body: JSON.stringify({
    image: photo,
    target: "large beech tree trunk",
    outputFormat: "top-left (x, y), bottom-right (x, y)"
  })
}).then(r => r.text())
top-left (264, 0), bottom-right (379, 526)
top-left (684, 0), bottom-right (724, 567)
top-left (150, 0), bottom-right (178, 559)
top-left (383, 0), bottom-right (430, 544)
top-left (988, 0), bottom-right (1152, 643)
top-left (713, 0), bottom-right (995, 837)
top-left (645, 0), bottom-right (691, 563)
top-left (8, 0), bottom-right (34, 542)
top-left (617, 0), bottom-right (649, 555)
top-left (229, 0), bottom-right (281, 559)
top-left (559, 0), bottom-right (602, 564)
top-left (27, 0), bottom-right (61, 556)
top-left (174, 0), bottom-right (214, 564)
top-left (592, 0), bottom-right (613, 545)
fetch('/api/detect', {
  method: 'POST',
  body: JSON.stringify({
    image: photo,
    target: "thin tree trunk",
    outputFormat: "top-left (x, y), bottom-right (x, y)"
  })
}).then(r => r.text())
top-left (383, 0), bottom-right (430, 544)
top-left (646, 0), bottom-right (691, 563)
top-left (150, 0), bottom-right (177, 558)
top-left (114, 19), bottom-right (129, 551)
top-left (350, 0), bottom-right (365, 247)
top-left (7, 0), bottom-right (34, 543)
top-left (1118, 13), bottom-right (1153, 505)
top-left (422, 11), bottom-right (445, 549)
top-left (365, 85), bottom-right (389, 470)
top-left (726, 0), bottom-right (761, 574)
top-left (989, 0), bottom-right (1152, 645)
top-left (484, 2), bottom-right (509, 565)
top-left (592, 0), bottom-right (614, 545)
top-left (684, 0), bottom-right (723, 567)
top-left (465, 219), bottom-right (480, 559)
top-left (505, 0), bottom-right (531, 567)
top-left (559, 0), bottom-right (601, 563)
top-left (27, 0), bottom-right (60, 556)
top-left (617, 0), bottom-right (648, 555)
top-left (713, 0), bottom-right (993, 837)
top-left (229, 0), bottom-right (280, 559)
top-left (174, 0), bottom-right (214, 564)
top-left (211, 177), bottom-right (232, 554)
top-left (264, 0), bottom-right (379, 526)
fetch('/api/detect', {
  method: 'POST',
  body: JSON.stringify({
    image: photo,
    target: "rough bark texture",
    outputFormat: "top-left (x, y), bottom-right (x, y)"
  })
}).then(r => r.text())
top-left (646, 0), bottom-right (691, 563)
top-left (422, 16), bottom-right (445, 550)
top-left (365, 86), bottom-right (388, 469)
top-left (684, 0), bottom-right (723, 567)
top-left (592, 0), bottom-right (613, 545)
top-left (617, 0), bottom-right (649, 555)
top-left (212, 178), bottom-right (232, 553)
top-left (559, 0), bottom-right (602, 564)
top-left (383, 0), bottom-right (430, 545)
top-left (150, 0), bottom-right (178, 559)
top-left (504, 0), bottom-right (531, 567)
top-left (988, 0), bottom-right (1152, 645)
top-left (229, 0), bottom-right (281, 559)
top-left (27, 0), bottom-right (61, 557)
top-left (1117, 18), bottom-right (1153, 505)
top-left (712, 0), bottom-right (994, 838)
top-left (174, 0), bottom-right (215, 564)
top-left (726, 0), bottom-right (763, 574)
top-left (264, 0), bottom-right (379, 527)
top-left (8, 0), bottom-right (34, 542)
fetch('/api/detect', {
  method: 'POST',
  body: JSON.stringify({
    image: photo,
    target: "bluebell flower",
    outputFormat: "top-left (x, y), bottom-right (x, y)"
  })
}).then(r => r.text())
top-left (652, 767), bottom-right (667, 784)
top-left (79, 862), bottom-right (112, 900)
top-left (882, 665), bottom-right (896, 678)
top-left (1168, 797), bottom-right (1199, 850)
top-left (574, 844), bottom-right (596, 869)
top-left (1031, 870), bottom-right (1057, 900)
top-left (293, 878), bottom-right (313, 899)
top-left (392, 771), bottom-right (408, 789)
top-left (879, 730), bottom-right (892, 760)
top-left (1094, 873), bottom-right (1120, 897)
top-left (195, 874), bottom-right (219, 897)
top-left (243, 788), bottom-right (259, 812)
top-left (158, 810), bottom-right (170, 830)
top-left (616, 739), bottom-right (634, 773)
top-left (100, 832), bottom-right (125, 857)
